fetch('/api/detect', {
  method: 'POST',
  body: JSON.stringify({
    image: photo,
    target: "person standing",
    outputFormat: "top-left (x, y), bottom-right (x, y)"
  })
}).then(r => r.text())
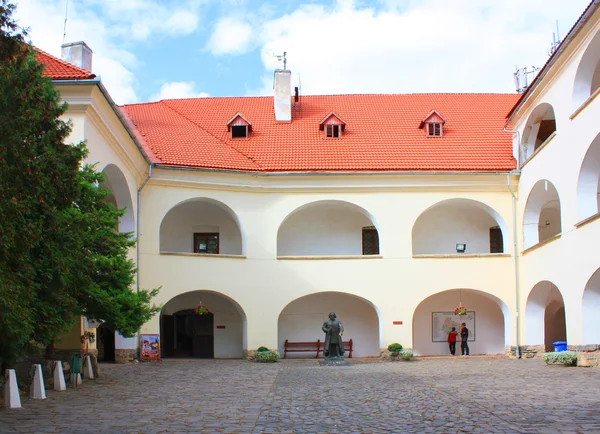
top-left (447, 327), bottom-right (458, 356)
top-left (460, 322), bottom-right (470, 356)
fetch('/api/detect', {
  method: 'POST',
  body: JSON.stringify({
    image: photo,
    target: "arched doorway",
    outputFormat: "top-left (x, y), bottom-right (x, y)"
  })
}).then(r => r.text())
top-left (583, 268), bottom-right (600, 345)
top-left (278, 292), bottom-right (380, 357)
top-left (525, 281), bottom-right (566, 352)
top-left (412, 199), bottom-right (509, 255)
top-left (412, 289), bottom-right (509, 356)
top-left (277, 200), bottom-right (380, 256)
top-left (160, 290), bottom-right (246, 359)
top-left (97, 325), bottom-right (115, 362)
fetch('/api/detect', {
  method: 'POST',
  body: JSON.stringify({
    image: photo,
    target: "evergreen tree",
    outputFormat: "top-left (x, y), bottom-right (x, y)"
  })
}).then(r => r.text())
top-left (0, 1), bottom-right (159, 368)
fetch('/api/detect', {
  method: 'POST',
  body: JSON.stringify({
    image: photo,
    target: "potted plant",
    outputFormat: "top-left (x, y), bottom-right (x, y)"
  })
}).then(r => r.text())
top-left (454, 305), bottom-right (467, 316)
top-left (195, 304), bottom-right (210, 315)
top-left (254, 347), bottom-right (280, 363)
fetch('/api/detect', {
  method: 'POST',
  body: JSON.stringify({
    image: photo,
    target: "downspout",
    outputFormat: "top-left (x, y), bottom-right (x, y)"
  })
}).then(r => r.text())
top-left (136, 164), bottom-right (153, 293)
top-left (506, 172), bottom-right (521, 359)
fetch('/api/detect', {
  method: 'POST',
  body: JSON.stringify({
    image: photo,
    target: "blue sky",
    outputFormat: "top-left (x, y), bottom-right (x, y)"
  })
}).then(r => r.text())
top-left (17, 0), bottom-right (591, 105)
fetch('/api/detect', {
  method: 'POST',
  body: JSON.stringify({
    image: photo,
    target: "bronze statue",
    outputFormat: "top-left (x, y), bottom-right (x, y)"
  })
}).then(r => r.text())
top-left (322, 312), bottom-right (345, 358)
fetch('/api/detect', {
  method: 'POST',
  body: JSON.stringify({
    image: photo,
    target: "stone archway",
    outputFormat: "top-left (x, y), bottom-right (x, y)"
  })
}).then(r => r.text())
top-left (160, 290), bottom-right (247, 359)
top-left (277, 291), bottom-right (381, 357)
top-left (277, 200), bottom-right (380, 256)
top-left (412, 289), bottom-right (509, 356)
top-left (525, 281), bottom-right (566, 353)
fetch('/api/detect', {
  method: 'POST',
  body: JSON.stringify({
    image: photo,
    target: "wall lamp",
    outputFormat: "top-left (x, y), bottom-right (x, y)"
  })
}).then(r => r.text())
top-left (456, 244), bottom-right (467, 253)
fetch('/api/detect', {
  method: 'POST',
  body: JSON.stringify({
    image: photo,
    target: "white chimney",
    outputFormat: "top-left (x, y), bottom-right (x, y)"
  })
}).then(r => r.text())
top-left (273, 69), bottom-right (291, 122)
top-left (61, 41), bottom-right (93, 72)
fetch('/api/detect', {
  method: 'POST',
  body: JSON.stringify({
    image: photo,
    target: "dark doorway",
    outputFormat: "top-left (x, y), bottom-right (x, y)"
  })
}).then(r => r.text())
top-left (161, 310), bottom-right (214, 358)
top-left (97, 326), bottom-right (115, 362)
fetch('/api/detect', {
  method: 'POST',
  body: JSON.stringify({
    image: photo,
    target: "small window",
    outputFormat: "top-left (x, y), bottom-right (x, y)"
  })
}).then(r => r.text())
top-left (194, 233), bottom-right (219, 254)
top-left (231, 125), bottom-right (248, 139)
top-left (362, 227), bottom-right (379, 255)
top-left (489, 226), bottom-right (503, 253)
top-left (326, 124), bottom-right (340, 138)
top-left (427, 123), bottom-right (442, 136)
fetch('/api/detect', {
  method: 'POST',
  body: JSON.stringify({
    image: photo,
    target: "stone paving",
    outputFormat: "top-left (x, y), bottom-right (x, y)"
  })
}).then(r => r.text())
top-left (1, 357), bottom-right (600, 433)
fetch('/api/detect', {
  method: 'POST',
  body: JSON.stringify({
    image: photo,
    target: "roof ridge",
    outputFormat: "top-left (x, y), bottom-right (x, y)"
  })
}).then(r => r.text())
top-left (33, 46), bottom-right (95, 77)
top-left (160, 101), bottom-right (263, 171)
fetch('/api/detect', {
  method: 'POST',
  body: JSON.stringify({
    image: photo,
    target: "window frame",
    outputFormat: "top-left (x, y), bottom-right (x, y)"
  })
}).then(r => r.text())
top-left (326, 124), bottom-right (341, 138)
top-left (362, 226), bottom-right (380, 255)
top-left (231, 125), bottom-right (248, 139)
top-left (193, 232), bottom-right (220, 254)
top-left (427, 122), bottom-right (442, 137)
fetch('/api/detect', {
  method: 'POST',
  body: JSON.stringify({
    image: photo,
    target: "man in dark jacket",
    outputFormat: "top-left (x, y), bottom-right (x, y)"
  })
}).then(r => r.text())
top-left (460, 323), bottom-right (470, 356)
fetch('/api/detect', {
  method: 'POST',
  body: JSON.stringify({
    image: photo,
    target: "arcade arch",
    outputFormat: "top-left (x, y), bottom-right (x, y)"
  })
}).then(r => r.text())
top-left (277, 200), bottom-right (380, 256)
top-left (100, 164), bottom-right (134, 234)
top-left (576, 132), bottom-right (600, 221)
top-left (525, 281), bottom-right (566, 352)
top-left (583, 268), bottom-right (600, 345)
top-left (160, 198), bottom-right (244, 255)
top-left (160, 290), bottom-right (247, 358)
top-left (412, 289), bottom-right (509, 356)
top-left (412, 199), bottom-right (508, 255)
top-left (523, 180), bottom-right (562, 249)
top-left (277, 291), bottom-right (381, 357)
top-left (573, 29), bottom-right (600, 110)
top-left (521, 103), bottom-right (557, 161)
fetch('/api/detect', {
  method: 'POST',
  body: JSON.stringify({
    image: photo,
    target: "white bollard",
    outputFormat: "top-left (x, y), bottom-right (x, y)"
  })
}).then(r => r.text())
top-left (30, 364), bottom-right (46, 400)
top-left (4, 369), bottom-right (22, 408)
top-left (70, 373), bottom-right (82, 388)
top-left (53, 361), bottom-right (66, 391)
top-left (83, 356), bottom-right (94, 380)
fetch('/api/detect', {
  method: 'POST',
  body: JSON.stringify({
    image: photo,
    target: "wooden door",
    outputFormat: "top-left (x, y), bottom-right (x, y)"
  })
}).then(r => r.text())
top-left (192, 313), bottom-right (214, 358)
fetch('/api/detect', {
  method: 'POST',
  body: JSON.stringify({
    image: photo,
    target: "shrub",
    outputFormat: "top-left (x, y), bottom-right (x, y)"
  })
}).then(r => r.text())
top-left (387, 343), bottom-right (403, 353)
top-left (399, 350), bottom-right (413, 360)
top-left (256, 346), bottom-right (270, 352)
top-left (542, 351), bottom-right (577, 366)
top-left (254, 350), bottom-right (280, 363)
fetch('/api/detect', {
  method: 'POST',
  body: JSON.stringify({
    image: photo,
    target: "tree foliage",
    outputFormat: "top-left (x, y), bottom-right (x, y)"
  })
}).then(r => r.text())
top-left (0, 1), bottom-right (159, 367)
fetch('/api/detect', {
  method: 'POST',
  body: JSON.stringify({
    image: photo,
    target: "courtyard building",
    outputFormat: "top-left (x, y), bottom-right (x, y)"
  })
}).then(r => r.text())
top-left (35, 1), bottom-right (600, 362)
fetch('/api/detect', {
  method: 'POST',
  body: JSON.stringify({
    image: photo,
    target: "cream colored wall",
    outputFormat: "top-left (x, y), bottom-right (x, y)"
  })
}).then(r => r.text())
top-left (510, 14), bottom-right (600, 346)
top-left (137, 172), bottom-right (517, 354)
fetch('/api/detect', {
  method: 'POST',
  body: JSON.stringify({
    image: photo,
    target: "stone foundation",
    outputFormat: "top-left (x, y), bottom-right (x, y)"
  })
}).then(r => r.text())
top-left (115, 349), bottom-right (137, 363)
top-left (243, 349), bottom-right (255, 360)
top-left (505, 345), bottom-right (545, 358)
top-left (577, 352), bottom-right (600, 367)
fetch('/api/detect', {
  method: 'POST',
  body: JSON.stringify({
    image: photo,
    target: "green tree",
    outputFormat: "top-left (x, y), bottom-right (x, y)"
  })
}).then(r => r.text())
top-left (0, 0), bottom-right (159, 368)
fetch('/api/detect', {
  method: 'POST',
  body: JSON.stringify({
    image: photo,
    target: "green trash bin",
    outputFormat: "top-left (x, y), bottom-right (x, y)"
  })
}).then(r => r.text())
top-left (70, 354), bottom-right (82, 374)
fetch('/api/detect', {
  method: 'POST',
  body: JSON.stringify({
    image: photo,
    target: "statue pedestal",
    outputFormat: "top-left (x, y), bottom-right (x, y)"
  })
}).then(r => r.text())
top-left (319, 358), bottom-right (350, 367)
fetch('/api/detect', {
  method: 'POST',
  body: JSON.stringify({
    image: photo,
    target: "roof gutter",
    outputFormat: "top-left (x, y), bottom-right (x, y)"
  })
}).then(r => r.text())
top-left (52, 78), bottom-right (153, 166)
top-left (507, 0), bottom-right (600, 121)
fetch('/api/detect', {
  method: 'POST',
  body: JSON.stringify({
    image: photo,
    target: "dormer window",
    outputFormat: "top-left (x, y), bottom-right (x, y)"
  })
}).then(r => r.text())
top-left (320, 112), bottom-right (346, 138)
top-left (419, 110), bottom-right (446, 137)
top-left (227, 113), bottom-right (252, 139)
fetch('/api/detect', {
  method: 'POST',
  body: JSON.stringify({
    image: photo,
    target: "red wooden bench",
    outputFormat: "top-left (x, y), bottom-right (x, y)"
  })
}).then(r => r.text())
top-left (283, 339), bottom-right (353, 359)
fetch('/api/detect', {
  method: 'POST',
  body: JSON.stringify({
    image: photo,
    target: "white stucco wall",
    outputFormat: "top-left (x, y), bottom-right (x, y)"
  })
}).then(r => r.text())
top-left (160, 200), bottom-right (243, 255)
top-left (278, 292), bottom-right (380, 357)
top-left (162, 291), bottom-right (245, 358)
top-left (412, 289), bottom-right (507, 356)
top-left (277, 202), bottom-right (374, 256)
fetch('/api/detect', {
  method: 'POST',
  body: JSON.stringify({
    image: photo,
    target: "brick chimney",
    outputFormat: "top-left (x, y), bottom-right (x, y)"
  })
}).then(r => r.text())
top-left (273, 69), bottom-right (291, 122)
top-left (61, 41), bottom-right (93, 72)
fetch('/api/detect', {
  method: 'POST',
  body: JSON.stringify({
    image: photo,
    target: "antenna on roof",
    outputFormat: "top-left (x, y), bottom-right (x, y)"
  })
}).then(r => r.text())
top-left (514, 65), bottom-right (540, 94)
top-left (274, 51), bottom-right (287, 70)
top-left (62, 0), bottom-right (69, 44)
top-left (549, 20), bottom-right (561, 55)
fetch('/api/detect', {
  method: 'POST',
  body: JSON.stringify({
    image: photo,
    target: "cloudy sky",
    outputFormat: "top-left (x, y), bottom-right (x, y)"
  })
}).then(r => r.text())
top-left (16, 0), bottom-right (591, 105)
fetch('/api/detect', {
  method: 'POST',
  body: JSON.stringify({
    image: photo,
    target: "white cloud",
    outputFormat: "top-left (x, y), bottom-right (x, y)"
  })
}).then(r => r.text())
top-left (247, 0), bottom-right (591, 95)
top-left (206, 17), bottom-right (254, 55)
top-left (14, 0), bottom-right (204, 104)
top-left (151, 81), bottom-right (210, 101)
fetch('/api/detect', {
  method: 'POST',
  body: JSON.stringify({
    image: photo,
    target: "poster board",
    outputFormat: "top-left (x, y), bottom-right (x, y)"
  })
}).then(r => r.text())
top-left (140, 334), bottom-right (161, 361)
top-left (432, 312), bottom-right (475, 342)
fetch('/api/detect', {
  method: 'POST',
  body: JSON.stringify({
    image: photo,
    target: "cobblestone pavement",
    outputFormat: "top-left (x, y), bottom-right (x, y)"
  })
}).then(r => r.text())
top-left (1, 357), bottom-right (600, 433)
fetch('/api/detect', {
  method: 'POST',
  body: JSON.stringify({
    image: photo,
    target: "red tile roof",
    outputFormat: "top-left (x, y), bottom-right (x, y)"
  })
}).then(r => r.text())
top-left (121, 93), bottom-right (520, 173)
top-left (34, 47), bottom-right (95, 80)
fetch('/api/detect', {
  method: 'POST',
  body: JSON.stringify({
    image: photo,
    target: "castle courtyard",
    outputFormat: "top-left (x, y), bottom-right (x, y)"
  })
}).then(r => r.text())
top-left (1, 358), bottom-right (599, 433)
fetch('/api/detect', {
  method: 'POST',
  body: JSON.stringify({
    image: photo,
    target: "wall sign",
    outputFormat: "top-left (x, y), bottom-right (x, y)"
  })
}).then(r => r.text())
top-left (431, 312), bottom-right (475, 342)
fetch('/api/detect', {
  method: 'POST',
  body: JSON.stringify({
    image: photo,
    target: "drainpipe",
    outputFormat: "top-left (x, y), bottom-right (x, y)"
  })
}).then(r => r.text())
top-left (136, 164), bottom-right (153, 293)
top-left (506, 173), bottom-right (521, 359)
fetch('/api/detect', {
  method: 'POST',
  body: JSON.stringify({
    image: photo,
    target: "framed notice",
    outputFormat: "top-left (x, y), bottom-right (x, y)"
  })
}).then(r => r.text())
top-left (140, 334), bottom-right (161, 360)
top-left (432, 312), bottom-right (475, 342)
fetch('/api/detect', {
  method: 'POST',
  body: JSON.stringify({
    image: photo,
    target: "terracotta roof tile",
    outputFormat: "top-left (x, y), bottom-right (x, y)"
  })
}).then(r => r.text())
top-left (34, 47), bottom-right (95, 80)
top-left (121, 93), bottom-right (520, 173)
